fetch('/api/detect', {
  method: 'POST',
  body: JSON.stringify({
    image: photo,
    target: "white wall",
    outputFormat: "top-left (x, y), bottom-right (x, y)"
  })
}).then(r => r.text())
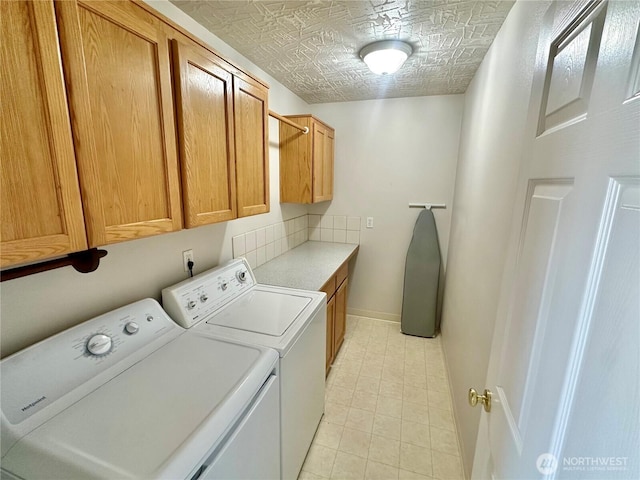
top-left (440, 1), bottom-right (550, 475)
top-left (309, 96), bottom-right (463, 321)
top-left (0, 0), bottom-right (309, 358)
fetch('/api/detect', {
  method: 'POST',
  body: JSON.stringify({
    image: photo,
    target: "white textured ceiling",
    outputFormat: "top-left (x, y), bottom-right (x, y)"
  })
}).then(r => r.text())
top-left (171, 1), bottom-right (515, 104)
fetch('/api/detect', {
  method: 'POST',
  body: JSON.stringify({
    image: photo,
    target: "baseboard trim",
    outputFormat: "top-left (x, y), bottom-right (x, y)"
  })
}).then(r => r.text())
top-left (347, 308), bottom-right (400, 323)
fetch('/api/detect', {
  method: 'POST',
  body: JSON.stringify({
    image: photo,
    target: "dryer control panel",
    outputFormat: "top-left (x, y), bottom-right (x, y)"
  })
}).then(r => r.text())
top-left (0, 299), bottom-right (181, 428)
top-left (162, 258), bottom-right (256, 328)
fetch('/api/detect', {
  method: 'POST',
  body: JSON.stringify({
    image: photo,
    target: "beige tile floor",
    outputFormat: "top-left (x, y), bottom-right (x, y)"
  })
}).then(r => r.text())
top-left (299, 316), bottom-right (464, 480)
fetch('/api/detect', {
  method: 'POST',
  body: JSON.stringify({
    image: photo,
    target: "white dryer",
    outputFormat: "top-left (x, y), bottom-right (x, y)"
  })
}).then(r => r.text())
top-left (0, 299), bottom-right (280, 480)
top-left (163, 259), bottom-right (326, 480)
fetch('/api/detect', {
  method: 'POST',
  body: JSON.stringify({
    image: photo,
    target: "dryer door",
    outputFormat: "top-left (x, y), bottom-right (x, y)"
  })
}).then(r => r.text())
top-left (199, 374), bottom-right (280, 480)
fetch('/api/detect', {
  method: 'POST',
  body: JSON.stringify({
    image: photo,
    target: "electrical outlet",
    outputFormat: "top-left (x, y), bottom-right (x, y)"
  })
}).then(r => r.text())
top-left (366, 217), bottom-right (374, 229)
top-left (182, 249), bottom-right (194, 272)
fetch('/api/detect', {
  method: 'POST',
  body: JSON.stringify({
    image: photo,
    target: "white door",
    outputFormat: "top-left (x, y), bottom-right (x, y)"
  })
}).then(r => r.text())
top-left (472, 0), bottom-right (640, 478)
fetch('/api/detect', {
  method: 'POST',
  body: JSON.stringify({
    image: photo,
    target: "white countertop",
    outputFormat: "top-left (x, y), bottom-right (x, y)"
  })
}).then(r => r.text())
top-left (254, 241), bottom-right (359, 291)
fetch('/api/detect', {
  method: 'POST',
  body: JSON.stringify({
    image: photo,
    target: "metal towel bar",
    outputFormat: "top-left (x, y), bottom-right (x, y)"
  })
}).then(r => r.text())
top-left (408, 203), bottom-right (446, 210)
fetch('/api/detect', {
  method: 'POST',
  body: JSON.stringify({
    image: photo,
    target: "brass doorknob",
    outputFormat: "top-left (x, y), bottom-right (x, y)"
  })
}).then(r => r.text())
top-left (468, 388), bottom-right (492, 413)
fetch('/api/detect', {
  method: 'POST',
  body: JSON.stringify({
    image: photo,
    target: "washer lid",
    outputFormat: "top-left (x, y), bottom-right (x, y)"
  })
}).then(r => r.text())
top-left (206, 289), bottom-right (313, 336)
top-left (1, 333), bottom-right (278, 480)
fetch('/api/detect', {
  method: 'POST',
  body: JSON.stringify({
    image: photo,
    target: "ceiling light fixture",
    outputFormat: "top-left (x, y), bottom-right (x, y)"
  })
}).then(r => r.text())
top-left (360, 40), bottom-right (413, 75)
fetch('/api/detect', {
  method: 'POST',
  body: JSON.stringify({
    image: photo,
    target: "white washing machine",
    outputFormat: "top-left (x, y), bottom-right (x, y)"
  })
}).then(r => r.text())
top-left (163, 259), bottom-right (326, 480)
top-left (0, 298), bottom-right (280, 480)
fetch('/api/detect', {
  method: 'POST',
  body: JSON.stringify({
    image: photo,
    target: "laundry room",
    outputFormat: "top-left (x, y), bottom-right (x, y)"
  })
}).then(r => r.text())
top-left (1, 1), bottom-right (638, 479)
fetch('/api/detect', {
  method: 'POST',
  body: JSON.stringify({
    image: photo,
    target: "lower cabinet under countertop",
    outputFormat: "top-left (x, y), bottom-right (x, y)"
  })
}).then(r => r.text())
top-left (254, 241), bottom-right (359, 375)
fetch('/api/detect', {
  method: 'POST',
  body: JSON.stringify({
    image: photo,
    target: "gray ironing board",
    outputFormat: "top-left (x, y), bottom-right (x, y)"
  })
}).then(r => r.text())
top-left (401, 208), bottom-right (442, 337)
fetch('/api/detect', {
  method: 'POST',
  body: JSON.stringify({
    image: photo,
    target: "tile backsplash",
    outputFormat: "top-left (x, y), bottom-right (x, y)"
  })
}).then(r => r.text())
top-left (232, 214), bottom-right (307, 268)
top-left (308, 214), bottom-right (361, 245)
top-left (232, 214), bottom-right (361, 268)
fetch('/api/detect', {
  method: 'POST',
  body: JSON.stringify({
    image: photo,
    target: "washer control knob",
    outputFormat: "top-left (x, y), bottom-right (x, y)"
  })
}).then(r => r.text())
top-left (236, 270), bottom-right (247, 283)
top-left (124, 322), bottom-right (139, 335)
top-left (221, 282), bottom-right (228, 291)
top-left (187, 300), bottom-right (197, 310)
top-left (87, 334), bottom-right (112, 356)
top-left (200, 294), bottom-right (208, 303)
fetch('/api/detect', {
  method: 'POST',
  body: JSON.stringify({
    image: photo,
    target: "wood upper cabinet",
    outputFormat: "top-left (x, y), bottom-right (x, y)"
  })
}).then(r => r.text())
top-left (279, 115), bottom-right (334, 204)
top-left (234, 77), bottom-right (270, 218)
top-left (2, 0), bottom-right (272, 269)
top-left (1, 0), bottom-right (87, 268)
top-left (55, 0), bottom-right (182, 246)
top-left (170, 35), bottom-right (269, 225)
top-left (171, 39), bottom-right (237, 227)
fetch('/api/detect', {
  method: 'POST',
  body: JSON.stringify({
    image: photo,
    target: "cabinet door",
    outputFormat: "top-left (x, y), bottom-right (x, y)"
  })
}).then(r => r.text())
top-left (1, 0), bottom-right (87, 267)
top-left (279, 117), bottom-right (312, 204)
top-left (334, 277), bottom-right (347, 356)
top-left (56, 0), bottom-right (182, 246)
top-left (324, 129), bottom-right (335, 201)
top-left (234, 77), bottom-right (269, 217)
top-left (326, 295), bottom-right (335, 375)
top-left (172, 40), bottom-right (236, 227)
top-left (312, 123), bottom-right (328, 203)
top-left (312, 123), bottom-right (334, 203)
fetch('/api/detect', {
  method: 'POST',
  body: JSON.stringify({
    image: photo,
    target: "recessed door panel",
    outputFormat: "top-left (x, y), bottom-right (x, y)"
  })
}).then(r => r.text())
top-left (559, 178), bottom-right (640, 475)
top-left (499, 180), bottom-right (573, 439)
top-left (538, 2), bottom-right (606, 134)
